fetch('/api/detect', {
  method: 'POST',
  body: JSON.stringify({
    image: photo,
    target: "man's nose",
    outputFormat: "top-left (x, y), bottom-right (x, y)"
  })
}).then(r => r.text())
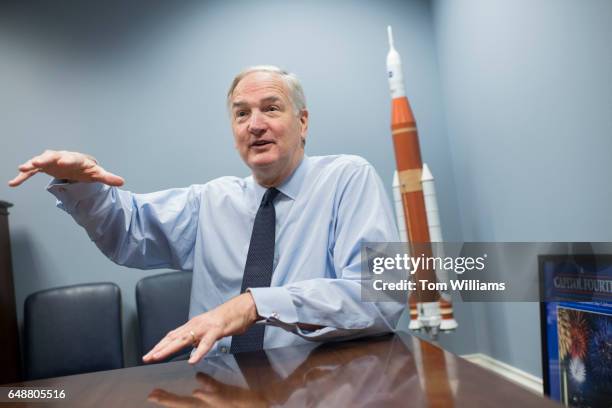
top-left (248, 111), bottom-right (266, 135)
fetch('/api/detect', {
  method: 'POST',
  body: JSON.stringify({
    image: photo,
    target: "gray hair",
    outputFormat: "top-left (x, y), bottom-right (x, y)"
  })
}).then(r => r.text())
top-left (227, 65), bottom-right (307, 116)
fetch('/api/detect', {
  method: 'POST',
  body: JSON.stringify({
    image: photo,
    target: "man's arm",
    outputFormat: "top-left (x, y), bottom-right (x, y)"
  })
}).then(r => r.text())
top-left (10, 150), bottom-right (201, 271)
top-left (50, 182), bottom-right (202, 270)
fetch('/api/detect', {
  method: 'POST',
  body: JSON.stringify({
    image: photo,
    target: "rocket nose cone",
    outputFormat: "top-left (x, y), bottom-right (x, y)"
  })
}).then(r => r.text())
top-left (421, 163), bottom-right (434, 181)
top-left (387, 48), bottom-right (400, 66)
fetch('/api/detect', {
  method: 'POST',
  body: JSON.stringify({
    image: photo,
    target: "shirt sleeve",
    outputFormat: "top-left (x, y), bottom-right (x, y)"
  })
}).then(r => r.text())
top-left (249, 163), bottom-right (405, 342)
top-left (47, 179), bottom-right (202, 271)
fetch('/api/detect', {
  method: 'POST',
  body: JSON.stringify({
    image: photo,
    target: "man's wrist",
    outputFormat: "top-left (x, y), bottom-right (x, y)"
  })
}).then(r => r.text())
top-left (243, 292), bottom-right (260, 324)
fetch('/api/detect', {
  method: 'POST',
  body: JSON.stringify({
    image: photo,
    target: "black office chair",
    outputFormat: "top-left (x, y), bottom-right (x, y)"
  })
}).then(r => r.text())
top-left (136, 271), bottom-right (192, 363)
top-left (24, 282), bottom-right (124, 380)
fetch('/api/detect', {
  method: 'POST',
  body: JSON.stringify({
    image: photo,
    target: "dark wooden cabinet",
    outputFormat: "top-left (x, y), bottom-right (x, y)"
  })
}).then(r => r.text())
top-left (0, 201), bottom-right (22, 384)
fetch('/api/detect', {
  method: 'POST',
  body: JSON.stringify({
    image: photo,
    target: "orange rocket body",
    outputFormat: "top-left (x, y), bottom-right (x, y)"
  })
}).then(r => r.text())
top-left (391, 93), bottom-right (439, 304)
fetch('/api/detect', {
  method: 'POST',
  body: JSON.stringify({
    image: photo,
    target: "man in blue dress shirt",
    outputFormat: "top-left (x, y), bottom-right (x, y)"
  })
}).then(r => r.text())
top-left (9, 66), bottom-right (403, 364)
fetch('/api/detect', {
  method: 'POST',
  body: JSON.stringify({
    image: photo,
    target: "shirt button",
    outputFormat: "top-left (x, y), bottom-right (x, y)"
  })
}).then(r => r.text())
top-left (220, 346), bottom-right (228, 353)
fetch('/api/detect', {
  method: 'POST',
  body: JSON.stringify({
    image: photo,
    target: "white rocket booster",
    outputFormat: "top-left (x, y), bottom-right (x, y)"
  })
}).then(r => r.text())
top-left (421, 164), bottom-right (458, 331)
top-left (422, 164), bottom-right (441, 243)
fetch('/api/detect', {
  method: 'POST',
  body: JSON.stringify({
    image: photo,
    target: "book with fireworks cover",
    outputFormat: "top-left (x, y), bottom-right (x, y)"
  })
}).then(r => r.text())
top-left (539, 255), bottom-right (612, 408)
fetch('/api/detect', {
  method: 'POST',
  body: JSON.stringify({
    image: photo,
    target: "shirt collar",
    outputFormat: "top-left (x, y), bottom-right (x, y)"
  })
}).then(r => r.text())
top-left (251, 155), bottom-right (309, 203)
top-left (276, 155), bottom-right (309, 201)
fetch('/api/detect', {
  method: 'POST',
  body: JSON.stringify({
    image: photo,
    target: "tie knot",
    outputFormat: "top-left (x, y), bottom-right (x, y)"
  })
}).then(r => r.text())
top-left (261, 188), bottom-right (280, 207)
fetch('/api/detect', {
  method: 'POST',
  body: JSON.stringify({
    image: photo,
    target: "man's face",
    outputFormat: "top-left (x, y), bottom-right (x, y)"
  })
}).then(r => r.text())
top-left (230, 72), bottom-right (308, 178)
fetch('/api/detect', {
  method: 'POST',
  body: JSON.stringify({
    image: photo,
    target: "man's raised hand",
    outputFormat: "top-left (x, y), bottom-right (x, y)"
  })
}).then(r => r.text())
top-left (8, 150), bottom-right (125, 187)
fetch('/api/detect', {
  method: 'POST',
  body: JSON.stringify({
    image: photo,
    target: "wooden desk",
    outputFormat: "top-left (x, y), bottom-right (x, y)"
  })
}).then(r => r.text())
top-left (6, 332), bottom-right (560, 407)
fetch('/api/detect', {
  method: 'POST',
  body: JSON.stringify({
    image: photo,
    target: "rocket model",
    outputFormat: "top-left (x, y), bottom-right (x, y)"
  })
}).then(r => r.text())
top-left (387, 26), bottom-right (457, 333)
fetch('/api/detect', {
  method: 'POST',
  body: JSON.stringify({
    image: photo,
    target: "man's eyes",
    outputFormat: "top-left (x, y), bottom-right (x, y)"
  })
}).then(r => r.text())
top-left (234, 105), bottom-right (280, 119)
top-left (234, 110), bottom-right (250, 119)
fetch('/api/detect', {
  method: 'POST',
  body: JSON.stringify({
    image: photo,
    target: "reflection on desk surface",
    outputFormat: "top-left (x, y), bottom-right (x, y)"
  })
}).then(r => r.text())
top-left (9, 333), bottom-right (560, 407)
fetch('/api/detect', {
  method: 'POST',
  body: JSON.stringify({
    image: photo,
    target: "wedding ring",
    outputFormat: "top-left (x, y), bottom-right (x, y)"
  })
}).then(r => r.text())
top-left (189, 330), bottom-right (197, 345)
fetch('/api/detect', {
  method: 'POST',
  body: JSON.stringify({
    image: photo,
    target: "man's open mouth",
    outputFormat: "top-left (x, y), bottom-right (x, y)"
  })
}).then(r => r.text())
top-left (251, 140), bottom-right (274, 147)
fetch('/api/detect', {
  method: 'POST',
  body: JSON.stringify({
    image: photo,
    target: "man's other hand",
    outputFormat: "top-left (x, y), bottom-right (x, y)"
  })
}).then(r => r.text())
top-left (8, 150), bottom-right (125, 187)
top-left (142, 292), bottom-right (259, 365)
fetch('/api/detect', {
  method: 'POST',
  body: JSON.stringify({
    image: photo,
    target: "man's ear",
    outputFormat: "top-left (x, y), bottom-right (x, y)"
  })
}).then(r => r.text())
top-left (299, 109), bottom-right (309, 140)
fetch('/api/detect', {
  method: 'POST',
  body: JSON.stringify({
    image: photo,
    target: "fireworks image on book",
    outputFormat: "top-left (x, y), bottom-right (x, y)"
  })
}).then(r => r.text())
top-left (557, 306), bottom-right (612, 407)
top-left (588, 318), bottom-right (612, 384)
top-left (558, 309), bottom-right (589, 361)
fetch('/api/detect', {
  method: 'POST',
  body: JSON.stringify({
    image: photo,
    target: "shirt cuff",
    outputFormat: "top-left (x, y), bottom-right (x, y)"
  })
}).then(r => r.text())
top-left (248, 286), bottom-right (349, 341)
top-left (248, 286), bottom-right (299, 325)
top-left (46, 178), bottom-right (107, 212)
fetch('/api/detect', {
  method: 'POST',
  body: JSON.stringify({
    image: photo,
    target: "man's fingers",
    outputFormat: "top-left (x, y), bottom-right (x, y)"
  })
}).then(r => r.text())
top-left (188, 332), bottom-right (217, 364)
top-left (8, 169), bottom-right (39, 187)
top-left (14, 151), bottom-right (124, 188)
top-left (143, 330), bottom-right (176, 362)
top-left (143, 337), bottom-right (175, 362)
top-left (144, 329), bottom-right (217, 364)
top-left (78, 164), bottom-right (124, 187)
top-left (91, 169), bottom-right (125, 187)
top-left (143, 330), bottom-right (191, 363)
top-left (18, 160), bottom-right (36, 172)
top-left (31, 150), bottom-right (61, 169)
top-left (56, 152), bottom-right (83, 168)
top-left (151, 338), bottom-right (188, 362)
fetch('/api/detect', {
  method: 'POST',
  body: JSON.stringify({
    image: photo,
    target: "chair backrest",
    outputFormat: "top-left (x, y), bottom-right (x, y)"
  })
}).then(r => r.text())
top-left (24, 282), bottom-right (124, 380)
top-left (136, 271), bottom-right (192, 362)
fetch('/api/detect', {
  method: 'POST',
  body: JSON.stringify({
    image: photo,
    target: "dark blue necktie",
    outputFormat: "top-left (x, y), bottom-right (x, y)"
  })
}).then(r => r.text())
top-left (231, 188), bottom-right (280, 353)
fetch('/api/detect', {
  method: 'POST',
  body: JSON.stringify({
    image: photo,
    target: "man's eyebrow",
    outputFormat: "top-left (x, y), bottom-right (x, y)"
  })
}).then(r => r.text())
top-left (231, 96), bottom-right (283, 109)
top-left (231, 101), bottom-right (248, 109)
top-left (260, 96), bottom-right (282, 104)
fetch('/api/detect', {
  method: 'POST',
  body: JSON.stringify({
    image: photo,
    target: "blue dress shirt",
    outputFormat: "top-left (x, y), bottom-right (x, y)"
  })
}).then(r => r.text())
top-left (48, 155), bottom-right (404, 356)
